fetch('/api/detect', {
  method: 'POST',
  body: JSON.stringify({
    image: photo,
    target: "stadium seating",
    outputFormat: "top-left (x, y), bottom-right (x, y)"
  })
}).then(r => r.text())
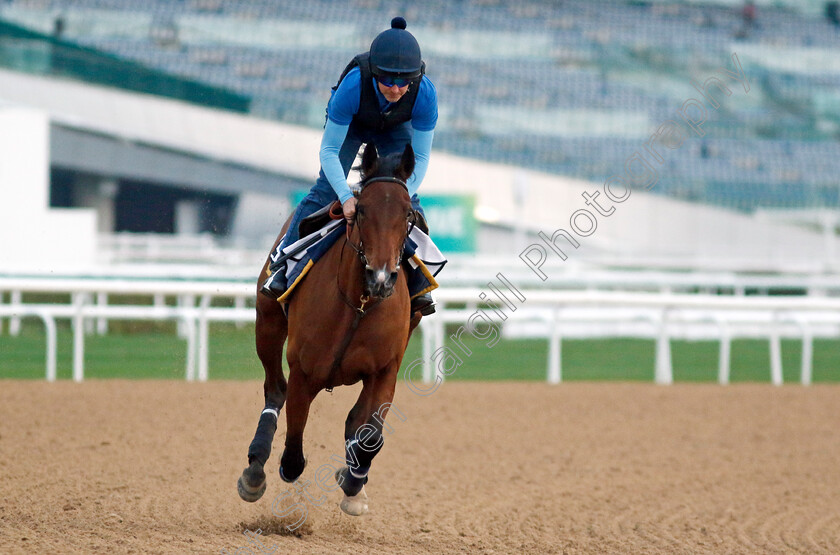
top-left (1, 0), bottom-right (838, 212)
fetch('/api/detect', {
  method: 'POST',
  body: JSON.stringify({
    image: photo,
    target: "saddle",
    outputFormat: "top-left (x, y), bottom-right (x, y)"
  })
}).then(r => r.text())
top-left (274, 216), bottom-right (445, 305)
top-left (298, 201), bottom-right (343, 238)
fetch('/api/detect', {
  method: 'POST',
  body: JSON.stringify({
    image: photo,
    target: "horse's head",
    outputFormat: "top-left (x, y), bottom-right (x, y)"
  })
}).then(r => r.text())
top-left (354, 142), bottom-right (416, 299)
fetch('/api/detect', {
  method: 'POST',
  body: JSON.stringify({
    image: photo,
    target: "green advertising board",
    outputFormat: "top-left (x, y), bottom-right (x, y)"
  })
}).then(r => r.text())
top-left (289, 191), bottom-right (476, 253)
top-left (420, 194), bottom-right (476, 253)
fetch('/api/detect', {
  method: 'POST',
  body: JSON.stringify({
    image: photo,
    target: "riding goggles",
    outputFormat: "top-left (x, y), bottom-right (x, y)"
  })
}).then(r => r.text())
top-left (376, 75), bottom-right (411, 88)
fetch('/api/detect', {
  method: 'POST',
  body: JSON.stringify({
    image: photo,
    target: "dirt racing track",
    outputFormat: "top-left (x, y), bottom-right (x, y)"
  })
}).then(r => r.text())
top-left (1, 380), bottom-right (839, 554)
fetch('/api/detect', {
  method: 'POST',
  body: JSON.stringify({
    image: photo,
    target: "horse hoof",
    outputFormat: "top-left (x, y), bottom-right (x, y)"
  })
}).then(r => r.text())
top-left (279, 456), bottom-right (306, 483)
top-left (340, 487), bottom-right (369, 516)
top-left (237, 474), bottom-right (266, 502)
top-left (278, 465), bottom-right (294, 483)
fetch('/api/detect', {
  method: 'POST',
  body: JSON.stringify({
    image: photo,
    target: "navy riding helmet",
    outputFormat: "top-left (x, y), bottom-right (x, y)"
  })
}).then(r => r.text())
top-left (369, 17), bottom-right (422, 79)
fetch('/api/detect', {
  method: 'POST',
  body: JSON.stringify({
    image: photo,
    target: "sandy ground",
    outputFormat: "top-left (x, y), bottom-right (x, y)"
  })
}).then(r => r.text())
top-left (1, 380), bottom-right (839, 554)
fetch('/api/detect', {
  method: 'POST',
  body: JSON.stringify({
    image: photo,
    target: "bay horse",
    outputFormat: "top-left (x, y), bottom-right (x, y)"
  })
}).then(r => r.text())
top-left (238, 143), bottom-right (422, 516)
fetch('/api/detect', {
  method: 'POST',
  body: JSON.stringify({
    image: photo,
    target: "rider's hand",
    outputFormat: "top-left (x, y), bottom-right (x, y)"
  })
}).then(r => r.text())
top-left (342, 197), bottom-right (357, 222)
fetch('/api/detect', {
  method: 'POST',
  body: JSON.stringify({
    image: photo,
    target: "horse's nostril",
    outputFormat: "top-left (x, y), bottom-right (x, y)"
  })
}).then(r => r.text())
top-left (364, 265), bottom-right (398, 297)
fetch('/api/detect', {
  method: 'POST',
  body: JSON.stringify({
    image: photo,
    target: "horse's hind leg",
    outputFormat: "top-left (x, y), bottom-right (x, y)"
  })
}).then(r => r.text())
top-left (336, 369), bottom-right (400, 516)
top-left (238, 298), bottom-right (288, 502)
top-left (278, 365), bottom-right (314, 483)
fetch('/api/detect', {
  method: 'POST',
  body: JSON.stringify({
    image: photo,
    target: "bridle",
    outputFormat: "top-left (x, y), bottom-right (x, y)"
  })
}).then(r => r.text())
top-left (343, 175), bottom-right (417, 286)
top-left (326, 174), bottom-right (417, 393)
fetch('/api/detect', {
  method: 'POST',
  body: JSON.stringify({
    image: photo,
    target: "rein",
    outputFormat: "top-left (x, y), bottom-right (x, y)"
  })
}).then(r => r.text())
top-left (325, 242), bottom-right (383, 393)
top-left (324, 287), bottom-right (380, 393)
top-left (325, 176), bottom-right (409, 392)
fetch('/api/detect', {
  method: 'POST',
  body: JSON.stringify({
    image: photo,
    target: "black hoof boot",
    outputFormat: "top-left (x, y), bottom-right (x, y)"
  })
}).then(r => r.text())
top-left (335, 467), bottom-right (368, 497)
top-left (411, 292), bottom-right (435, 316)
top-left (237, 461), bottom-right (267, 502)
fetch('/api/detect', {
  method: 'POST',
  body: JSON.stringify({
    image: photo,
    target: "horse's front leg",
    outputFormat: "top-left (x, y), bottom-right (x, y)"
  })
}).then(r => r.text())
top-left (238, 298), bottom-right (288, 502)
top-left (336, 368), bottom-right (400, 516)
top-left (278, 365), bottom-right (315, 483)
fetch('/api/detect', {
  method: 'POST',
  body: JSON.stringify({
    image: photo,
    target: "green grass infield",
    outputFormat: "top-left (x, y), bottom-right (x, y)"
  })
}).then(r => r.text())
top-left (1, 322), bottom-right (838, 383)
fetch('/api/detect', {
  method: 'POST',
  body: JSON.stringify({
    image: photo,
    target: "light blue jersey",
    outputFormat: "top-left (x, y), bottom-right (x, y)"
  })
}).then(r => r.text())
top-left (320, 67), bottom-right (438, 203)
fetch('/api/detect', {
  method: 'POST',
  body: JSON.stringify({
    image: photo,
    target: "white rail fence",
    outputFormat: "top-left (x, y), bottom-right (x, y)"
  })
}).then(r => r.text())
top-left (2, 276), bottom-right (839, 385)
top-left (420, 290), bottom-right (840, 387)
top-left (0, 277), bottom-right (254, 382)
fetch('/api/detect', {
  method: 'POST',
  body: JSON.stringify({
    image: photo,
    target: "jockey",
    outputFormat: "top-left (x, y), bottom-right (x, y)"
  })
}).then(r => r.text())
top-left (261, 16), bottom-right (438, 315)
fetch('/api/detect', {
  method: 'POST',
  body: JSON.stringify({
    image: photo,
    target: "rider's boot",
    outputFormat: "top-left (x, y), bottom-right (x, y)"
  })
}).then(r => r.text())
top-left (410, 292), bottom-right (435, 316)
top-left (260, 260), bottom-right (288, 300)
top-left (408, 208), bottom-right (435, 316)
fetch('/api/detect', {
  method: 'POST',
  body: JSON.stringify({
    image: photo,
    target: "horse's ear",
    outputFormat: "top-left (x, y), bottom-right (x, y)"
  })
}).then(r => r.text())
top-left (398, 144), bottom-right (415, 181)
top-left (361, 142), bottom-right (379, 176)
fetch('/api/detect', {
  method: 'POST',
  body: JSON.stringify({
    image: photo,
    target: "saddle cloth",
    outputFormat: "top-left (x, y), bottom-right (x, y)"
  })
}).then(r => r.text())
top-left (270, 220), bottom-right (447, 304)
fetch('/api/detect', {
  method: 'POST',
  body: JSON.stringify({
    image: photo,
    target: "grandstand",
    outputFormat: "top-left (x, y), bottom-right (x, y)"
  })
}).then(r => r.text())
top-left (2, 0), bottom-right (838, 215)
top-left (1, 0), bottom-right (839, 276)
